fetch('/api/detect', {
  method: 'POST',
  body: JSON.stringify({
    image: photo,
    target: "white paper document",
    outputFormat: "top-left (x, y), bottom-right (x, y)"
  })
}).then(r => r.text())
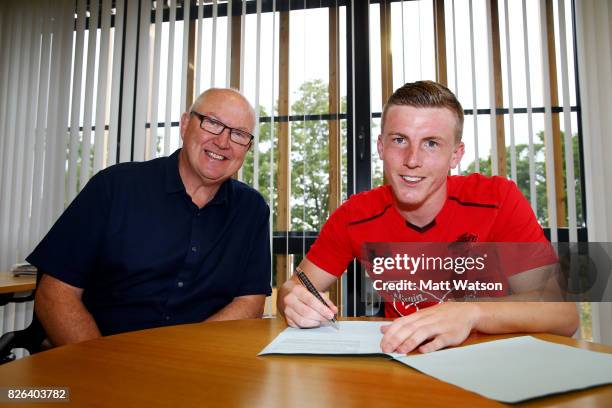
top-left (258, 321), bottom-right (399, 356)
top-left (396, 336), bottom-right (612, 403)
top-left (260, 325), bottom-right (612, 403)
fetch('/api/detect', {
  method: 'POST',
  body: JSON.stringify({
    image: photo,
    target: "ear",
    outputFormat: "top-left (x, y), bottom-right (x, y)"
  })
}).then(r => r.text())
top-left (450, 142), bottom-right (465, 169)
top-left (179, 112), bottom-right (190, 141)
top-left (377, 134), bottom-right (384, 160)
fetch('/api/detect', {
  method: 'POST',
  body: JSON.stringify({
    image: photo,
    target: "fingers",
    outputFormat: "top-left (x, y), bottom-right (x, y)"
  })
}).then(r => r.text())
top-left (324, 297), bottom-right (339, 314)
top-left (284, 308), bottom-right (322, 328)
top-left (381, 322), bottom-right (455, 354)
top-left (380, 304), bottom-right (473, 354)
top-left (396, 324), bottom-right (442, 354)
top-left (380, 324), bottom-right (390, 334)
top-left (282, 284), bottom-right (337, 328)
top-left (285, 315), bottom-right (298, 328)
top-left (299, 288), bottom-right (336, 320)
top-left (380, 316), bottom-right (435, 353)
top-left (418, 335), bottom-right (452, 353)
top-left (380, 309), bottom-right (431, 348)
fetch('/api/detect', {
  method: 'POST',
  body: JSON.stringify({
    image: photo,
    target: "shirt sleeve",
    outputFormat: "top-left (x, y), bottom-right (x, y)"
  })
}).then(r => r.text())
top-left (490, 181), bottom-right (557, 276)
top-left (490, 181), bottom-right (549, 242)
top-left (237, 199), bottom-right (272, 296)
top-left (306, 202), bottom-right (356, 276)
top-left (26, 171), bottom-right (110, 288)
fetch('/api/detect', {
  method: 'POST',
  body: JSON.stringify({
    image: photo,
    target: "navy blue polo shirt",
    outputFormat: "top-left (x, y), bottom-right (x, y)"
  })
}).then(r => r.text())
top-left (27, 149), bottom-right (271, 336)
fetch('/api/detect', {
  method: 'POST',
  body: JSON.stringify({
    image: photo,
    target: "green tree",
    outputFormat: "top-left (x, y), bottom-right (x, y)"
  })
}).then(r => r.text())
top-left (242, 105), bottom-right (277, 222)
top-left (242, 79), bottom-right (347, 232)
top-left (462, 131), bottom-right (584, 227)
top-left (291, 80), bottom-right (335, 231)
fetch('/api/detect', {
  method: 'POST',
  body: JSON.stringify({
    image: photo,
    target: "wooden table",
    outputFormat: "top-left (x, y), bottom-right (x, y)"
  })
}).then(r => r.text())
top-left (0, 272), bottom-right (36, 295)
top-left (0, 318), bottom-right (610, 407)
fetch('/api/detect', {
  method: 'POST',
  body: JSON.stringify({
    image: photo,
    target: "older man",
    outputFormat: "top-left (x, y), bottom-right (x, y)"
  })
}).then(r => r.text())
top-left (278, 81), bottom-right (578, 354)
top-left (28, 88), bottom-right (271, 345)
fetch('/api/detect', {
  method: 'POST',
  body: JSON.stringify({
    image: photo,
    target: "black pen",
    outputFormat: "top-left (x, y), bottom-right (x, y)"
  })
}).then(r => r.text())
top-left (295, 267), bottom-right (339, 330)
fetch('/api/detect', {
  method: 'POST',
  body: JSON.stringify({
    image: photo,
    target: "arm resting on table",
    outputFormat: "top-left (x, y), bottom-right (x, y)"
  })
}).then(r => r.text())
top-left (35, 274), bottom-right (101, 346)
top-left (205, 294), bottom-right (266, 322)
top-left (473, 302), bottom-right (579, 337)
top-left (380, 301), bottom-right (579, 354)
top-left (462, 265), bottom-right (579, 337)
top-left (470, 266), bottom-right (580, 336)
top-left (379, 264), bottom-right (580, 353)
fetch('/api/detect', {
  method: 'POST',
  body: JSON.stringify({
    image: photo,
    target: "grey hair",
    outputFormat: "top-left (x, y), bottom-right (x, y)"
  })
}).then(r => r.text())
top-left (189, 88), bottom-right (256, 130)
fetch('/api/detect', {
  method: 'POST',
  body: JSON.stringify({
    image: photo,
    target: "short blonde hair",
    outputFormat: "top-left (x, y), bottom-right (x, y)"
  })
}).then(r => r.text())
top-left (382, 81), bottom-right (464, 143)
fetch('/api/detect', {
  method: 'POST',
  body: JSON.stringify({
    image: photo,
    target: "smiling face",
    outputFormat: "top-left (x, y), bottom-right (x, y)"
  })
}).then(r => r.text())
top-left (378, 105), bottom-right (464, 219)
top-left (179, 89), bottom-right (255, 190)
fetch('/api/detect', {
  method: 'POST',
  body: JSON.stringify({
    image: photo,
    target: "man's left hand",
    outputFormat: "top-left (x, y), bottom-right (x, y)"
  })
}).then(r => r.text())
top-left (379, 302), bottom-right (481, 354)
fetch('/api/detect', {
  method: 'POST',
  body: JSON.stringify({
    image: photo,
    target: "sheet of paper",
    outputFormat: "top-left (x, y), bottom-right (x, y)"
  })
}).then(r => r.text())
top-left (259, 321), bottom-right (401, 356)
top-left (394, 336), bottom-right (612, 403)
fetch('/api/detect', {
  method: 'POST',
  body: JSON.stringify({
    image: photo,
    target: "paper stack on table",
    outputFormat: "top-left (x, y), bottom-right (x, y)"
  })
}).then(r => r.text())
top-left (259, 322), bottom-right (612, 403)
top-left (10, 262), bottom-right (37, 277)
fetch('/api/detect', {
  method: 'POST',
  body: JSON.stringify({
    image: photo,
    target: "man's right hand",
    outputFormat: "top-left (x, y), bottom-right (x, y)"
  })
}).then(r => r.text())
top-left (277, 259), bottom-right (339, 328)
top-left (281, 279), bottom-right (338, 328)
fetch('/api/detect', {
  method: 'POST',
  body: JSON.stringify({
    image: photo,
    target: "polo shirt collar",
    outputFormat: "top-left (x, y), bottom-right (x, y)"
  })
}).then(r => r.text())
top-left (208, 178), bottom-right (230, 206)
top-left (165, 148), bottom-right (231, 206)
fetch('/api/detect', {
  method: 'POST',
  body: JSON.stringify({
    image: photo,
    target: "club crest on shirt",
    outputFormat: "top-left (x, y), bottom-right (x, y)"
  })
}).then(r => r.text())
top-left (455, 232), bottom-right (478, 242)
top-left (388, 234), bottom-right (480, 316)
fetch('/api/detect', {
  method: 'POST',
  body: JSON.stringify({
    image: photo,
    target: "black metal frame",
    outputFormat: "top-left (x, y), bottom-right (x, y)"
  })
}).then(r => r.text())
top-left (344, 0), bottom-right (372, 316)
top-left (571, 0), bottom-right (588, 234)
top-left (0, 273), bottom-right (47, 364)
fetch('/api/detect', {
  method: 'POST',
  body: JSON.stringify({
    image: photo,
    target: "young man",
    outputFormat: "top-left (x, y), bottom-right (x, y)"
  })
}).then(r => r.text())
top-left (278, 81), bottom-right (578, 354)
top-left (29, 88), bottom-right (271, 346)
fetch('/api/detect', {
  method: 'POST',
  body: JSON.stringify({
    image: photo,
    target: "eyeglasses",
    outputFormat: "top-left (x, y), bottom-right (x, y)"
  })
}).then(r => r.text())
top-left (190, 111), bottom-right (254, 147)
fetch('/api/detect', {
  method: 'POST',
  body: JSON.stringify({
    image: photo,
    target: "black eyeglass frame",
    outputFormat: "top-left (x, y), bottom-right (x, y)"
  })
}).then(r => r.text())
top-left (190, 111), bottom-right (254, 147)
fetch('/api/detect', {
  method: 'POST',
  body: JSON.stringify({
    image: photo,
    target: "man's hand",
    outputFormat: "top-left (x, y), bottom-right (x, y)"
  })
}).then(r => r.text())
top-left (379, 300), bottom-right (578, 354)
top-left (277, 258), bottom-right (338, 328)
top-left (380, 302), bottom-right (480, 354)
top-left (282, 281), bottom-right (338, 328)
top-left (205, 295), bottom-right (266, 321)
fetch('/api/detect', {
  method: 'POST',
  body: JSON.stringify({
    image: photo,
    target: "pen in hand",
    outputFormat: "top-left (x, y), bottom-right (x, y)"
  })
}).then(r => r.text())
top-left (295, 267), bottom-right (339, 330)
